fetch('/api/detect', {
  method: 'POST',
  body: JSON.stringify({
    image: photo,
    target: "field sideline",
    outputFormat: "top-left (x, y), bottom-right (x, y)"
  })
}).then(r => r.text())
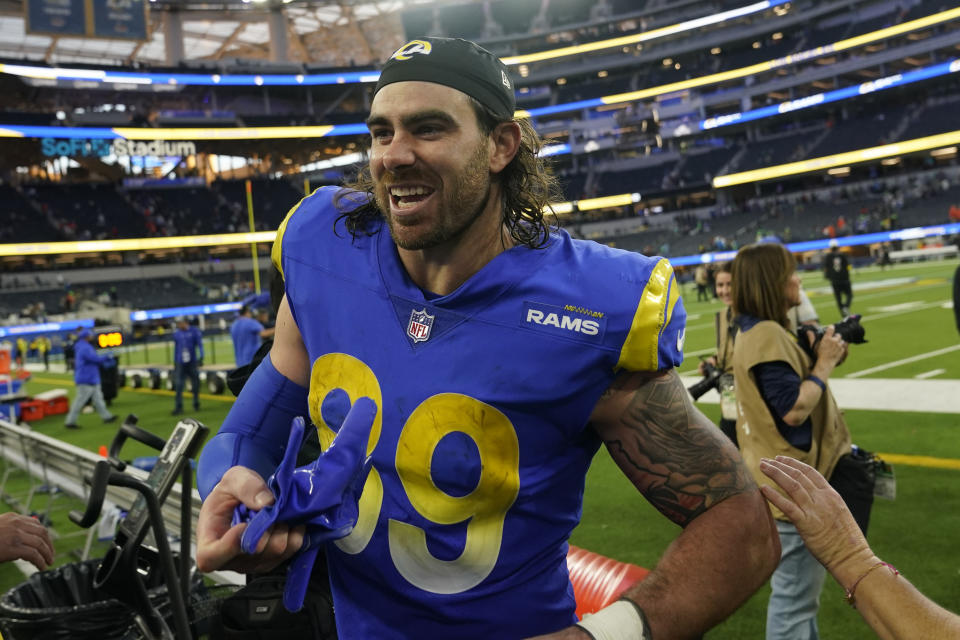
top-left (0, 258), bottom-right (957, 638)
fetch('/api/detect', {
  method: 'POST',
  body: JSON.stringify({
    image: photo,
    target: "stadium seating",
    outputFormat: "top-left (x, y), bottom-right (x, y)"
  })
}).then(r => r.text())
top-left (26, 183), bottom-right (147, 240)
top-left (0, 185), bottom-right (61, 243)
top-left (127, 186), bottom-right (230, 236)
top-left (899, 101), bottom-right (960, 141)
top-left (213, 178), bottom-right (304, 231)
top-left (110, 277), bottom-right (205, 311)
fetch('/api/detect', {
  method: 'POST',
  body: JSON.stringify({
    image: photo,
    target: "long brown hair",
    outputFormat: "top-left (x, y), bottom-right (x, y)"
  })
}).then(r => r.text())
top-left (731, 243), bottom-right (796, 328)
top-left (333, 97), bottom-right (562, 249)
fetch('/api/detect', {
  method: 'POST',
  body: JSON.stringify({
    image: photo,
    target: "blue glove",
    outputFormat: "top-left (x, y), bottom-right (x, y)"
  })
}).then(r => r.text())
top-left (233, 390), bottom-right (376, 612)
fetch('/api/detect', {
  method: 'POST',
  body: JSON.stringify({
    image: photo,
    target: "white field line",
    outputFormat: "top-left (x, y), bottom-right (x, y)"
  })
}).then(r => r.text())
top-left (685, 320), bottom-right (718, 332)
top-left (802, 259), bottom-right (958, 283)
top-left (805, 280), bottom-right (947, 305)
top-left (857, 299), bottom-right (948, 323)
top-left (845, 344), bottom-right (960, 378)
top-left (915, 369), bottom-right (947, 379)
top-left (683, 376), bottom-right (960, 414)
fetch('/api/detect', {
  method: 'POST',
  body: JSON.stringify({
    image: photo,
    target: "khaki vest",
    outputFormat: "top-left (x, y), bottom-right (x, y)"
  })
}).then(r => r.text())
top-left (733, 320), bottom-right (851, 521)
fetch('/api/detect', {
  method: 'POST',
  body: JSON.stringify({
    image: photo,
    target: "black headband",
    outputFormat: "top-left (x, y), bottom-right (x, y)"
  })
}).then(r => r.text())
top-left (374, 37), bottom-right (516, 120)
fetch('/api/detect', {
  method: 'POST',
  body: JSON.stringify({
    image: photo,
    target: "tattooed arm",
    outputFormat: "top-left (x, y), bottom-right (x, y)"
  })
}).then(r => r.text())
top-left (591, 369), bottom-right (778, 639)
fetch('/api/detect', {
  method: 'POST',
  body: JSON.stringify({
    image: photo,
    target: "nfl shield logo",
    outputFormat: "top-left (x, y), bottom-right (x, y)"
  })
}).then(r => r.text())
top-left (407, 308), bottom-right (435, 343)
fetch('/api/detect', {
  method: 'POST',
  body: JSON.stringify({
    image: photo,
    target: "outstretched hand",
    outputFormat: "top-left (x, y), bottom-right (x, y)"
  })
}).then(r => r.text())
top-left (759, 456), bottom-right (869, 572)
top-left (0, 512), bottom-right (54, 571)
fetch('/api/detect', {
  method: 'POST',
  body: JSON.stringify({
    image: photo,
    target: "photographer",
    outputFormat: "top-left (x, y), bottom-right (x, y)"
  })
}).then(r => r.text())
top-left (695, 262), bottom-right (738, 444)
top-left (731, 243), bottom-right (852, 640)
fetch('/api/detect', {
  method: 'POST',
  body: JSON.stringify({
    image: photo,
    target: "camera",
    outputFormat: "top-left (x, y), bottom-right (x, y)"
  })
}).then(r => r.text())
top-left (688, 359), bottom-right (723, 401)
top-left (798, 314), bottom-right (867, 361)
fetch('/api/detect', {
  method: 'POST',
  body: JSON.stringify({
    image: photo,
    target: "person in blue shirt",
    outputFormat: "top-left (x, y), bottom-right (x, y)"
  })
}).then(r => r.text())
top-left (230, 306), bottom-right (273, 367)
top-left (64, 329), bottom-right (117, 430)
top-left (195, 38), bottom-right (779, 640)
top-left (172, 316), bottom-right (204, 415)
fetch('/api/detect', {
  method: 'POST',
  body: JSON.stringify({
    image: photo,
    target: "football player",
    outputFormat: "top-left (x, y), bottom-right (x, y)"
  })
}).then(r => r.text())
top-left (196, 37), bottom-right (779, 640)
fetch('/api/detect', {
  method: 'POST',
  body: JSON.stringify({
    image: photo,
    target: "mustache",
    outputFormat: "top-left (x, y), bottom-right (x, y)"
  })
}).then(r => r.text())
top-left (375, 166), bottom-right (438, 184)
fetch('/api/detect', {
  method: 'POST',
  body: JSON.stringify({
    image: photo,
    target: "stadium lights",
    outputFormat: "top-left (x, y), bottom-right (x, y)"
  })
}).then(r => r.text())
top-left (0, 62), bottom-right (381, 87)
top-left (0, 0), bottom-right (786, 85)
top-left (930, 146), bottom-right (957, 157)
top-left (577, 193), bottom-right (641, 211)
top-left (500, 0), bottom-right (791, 65)
top-left (0, 231), bottom-right (277, 257)
top-left (0, 3), bottom-right (956, 92)
top-left (597, 6), bottom-right (960, 109)
top-left (0, 123), bottom-right (367, 141)
top-left (712, 129), bottom-right (960, 188)
top-left (13, 48), bottom-right (951, 145)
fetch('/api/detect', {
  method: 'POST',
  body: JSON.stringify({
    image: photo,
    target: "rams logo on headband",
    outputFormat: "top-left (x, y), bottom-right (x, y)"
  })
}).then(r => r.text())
top-left (391, 40), bottom-right (432, 61)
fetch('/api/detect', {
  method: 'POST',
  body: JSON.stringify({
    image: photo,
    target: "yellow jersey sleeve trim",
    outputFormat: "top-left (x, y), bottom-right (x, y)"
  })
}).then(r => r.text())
top-left (271, 189), bottom-right (317, 279)
top-left (616, 258), bottom-right (679, 371)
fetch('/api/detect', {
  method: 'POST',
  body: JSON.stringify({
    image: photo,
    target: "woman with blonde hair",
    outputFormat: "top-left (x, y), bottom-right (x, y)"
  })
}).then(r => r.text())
top-left (731, 243), bottom-right (850, 640)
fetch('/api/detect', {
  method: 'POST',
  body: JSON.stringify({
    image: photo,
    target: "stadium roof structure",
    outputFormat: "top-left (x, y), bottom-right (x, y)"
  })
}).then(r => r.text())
top-left (0, 0), bottom-right (436, 66)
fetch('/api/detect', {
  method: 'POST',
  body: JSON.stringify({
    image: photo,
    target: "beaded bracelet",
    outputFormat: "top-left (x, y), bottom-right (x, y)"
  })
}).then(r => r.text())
top-left (845, 561), bottom-right (900, 608)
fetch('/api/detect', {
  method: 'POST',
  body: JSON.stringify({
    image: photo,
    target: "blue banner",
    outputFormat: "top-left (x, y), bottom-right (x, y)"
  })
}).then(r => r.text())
top-left (25, 0), bottom-right (86, 36)
top-left (669, 223), bottom-right (960, 267)
top-left (130, 302), bottom-right (242, 322)
top-left (701, 60), bottom-right (960, 131)
top-left (91, 0), bottom-right (147, 40)
top-left (0, 318), bottom-right (94, 338)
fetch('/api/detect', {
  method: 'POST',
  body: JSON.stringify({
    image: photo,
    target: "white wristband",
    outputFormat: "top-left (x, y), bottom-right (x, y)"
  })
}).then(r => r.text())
top-left (575, 600), bottom-right (650, 640)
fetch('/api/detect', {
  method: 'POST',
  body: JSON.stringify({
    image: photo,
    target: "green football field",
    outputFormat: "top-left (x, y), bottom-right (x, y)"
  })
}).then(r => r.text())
top-left (1, 258), bottom-right (957, 638)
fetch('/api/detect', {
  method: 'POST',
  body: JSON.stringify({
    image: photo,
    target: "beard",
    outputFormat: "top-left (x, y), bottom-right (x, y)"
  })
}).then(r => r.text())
top-left (374, 142), bottom-right (494, 251)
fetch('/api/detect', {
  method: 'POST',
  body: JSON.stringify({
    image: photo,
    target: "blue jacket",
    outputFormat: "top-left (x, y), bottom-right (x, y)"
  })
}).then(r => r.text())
top-left (173, 326), bottom-right (204, 366)
top-left (74, 338), bottom-right (113, 385)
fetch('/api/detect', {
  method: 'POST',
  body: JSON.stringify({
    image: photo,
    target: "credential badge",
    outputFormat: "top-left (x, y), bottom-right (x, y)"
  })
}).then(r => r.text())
top-left (407, 308), bottom-right (435, 343)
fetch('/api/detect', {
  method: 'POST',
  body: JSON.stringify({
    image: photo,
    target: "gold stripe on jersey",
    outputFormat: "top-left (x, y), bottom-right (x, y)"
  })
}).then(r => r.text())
top-left (271, 189), bottom-right (317, 279)
top-left (617, 258), bottom-right (679, 371)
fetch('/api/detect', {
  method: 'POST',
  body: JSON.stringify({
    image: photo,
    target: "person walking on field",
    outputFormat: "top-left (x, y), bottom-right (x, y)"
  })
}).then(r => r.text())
top-left (823, 246), bottom-right (853, 317)
top-left (695, 263), bottom-right (710, 302)
top-left (64, 329), bottom-right (117, 430)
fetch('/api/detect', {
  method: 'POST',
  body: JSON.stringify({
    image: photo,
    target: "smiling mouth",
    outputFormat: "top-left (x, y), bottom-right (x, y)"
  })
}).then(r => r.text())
top-left (389, 185), bottom-right (435, 210)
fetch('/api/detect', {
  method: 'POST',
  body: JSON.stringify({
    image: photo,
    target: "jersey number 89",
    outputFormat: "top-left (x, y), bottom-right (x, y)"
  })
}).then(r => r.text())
top-left (308, 353), bottom-right (520, 595)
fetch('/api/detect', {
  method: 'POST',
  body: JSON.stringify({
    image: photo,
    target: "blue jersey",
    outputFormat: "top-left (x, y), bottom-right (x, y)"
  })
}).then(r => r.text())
top-left (273, 187), bottom-right (686, 639)
top-left (231, 316), bottom-right (264, 367)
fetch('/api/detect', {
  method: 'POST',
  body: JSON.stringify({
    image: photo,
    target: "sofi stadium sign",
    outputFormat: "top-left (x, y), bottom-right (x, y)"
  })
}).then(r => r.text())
top-left (40, 138), bottom-right (197, 158)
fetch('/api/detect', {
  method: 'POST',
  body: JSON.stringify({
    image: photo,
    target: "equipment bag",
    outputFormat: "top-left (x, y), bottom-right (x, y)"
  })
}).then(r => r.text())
top-left (217, 573), bottom-right (336, 640)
